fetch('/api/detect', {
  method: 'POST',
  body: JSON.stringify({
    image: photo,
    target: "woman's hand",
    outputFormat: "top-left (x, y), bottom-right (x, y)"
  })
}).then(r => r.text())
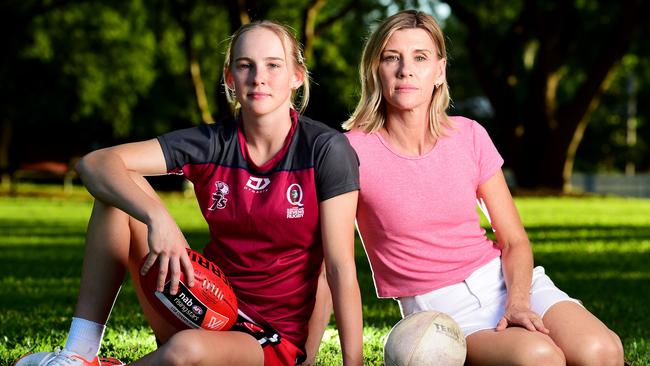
top-left (496, 303), bottom-right (549, 334)
top-left (140, 209), bottom-right (194, 295)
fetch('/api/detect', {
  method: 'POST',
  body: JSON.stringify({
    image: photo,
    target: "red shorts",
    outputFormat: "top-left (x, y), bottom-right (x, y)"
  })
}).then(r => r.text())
top-left (231, 316), bottom-right (306, 366)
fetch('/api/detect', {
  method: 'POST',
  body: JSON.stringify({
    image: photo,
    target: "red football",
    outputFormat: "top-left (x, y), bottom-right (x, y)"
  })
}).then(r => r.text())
top-left (139, 248), bottom-right (238, 331)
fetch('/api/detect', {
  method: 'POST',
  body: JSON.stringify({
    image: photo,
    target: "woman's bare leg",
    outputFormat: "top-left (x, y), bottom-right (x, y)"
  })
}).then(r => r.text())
top-left (466, 327), bottom-right (565, 366)
top-left (131, 329), bottom-right (263, 366)
top-left (543, 301), bottom-right (624, 366)
top-left (73, 173), bottom-right (176, 339)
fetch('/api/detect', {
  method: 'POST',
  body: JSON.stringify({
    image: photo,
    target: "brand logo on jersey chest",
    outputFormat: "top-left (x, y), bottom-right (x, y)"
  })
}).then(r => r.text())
top-left (245, 176), bottom-right (271, 193)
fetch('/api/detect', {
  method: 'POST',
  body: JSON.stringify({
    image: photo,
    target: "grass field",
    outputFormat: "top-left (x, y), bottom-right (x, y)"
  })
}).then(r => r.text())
top-left (1, 184), bottom-right (649, 365)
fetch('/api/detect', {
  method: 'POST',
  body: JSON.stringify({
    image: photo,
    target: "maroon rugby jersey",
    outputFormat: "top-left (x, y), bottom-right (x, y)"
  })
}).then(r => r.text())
top-left (157, 110), bottom-right (359, 348)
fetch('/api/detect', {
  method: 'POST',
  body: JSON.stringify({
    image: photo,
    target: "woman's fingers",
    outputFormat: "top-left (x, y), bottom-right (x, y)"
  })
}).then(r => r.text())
top-left (168, 256), bottom-right (181, 295)
top-left (180, 250), bottom-right (195, 288)
top-left (495, 317), bottom-right (508, 331)
top-left (155, 255), bottom-right (170, 292)
top-left (531, 316), bottom-right (549, 334)
top-left (140, 251), bottom-right (158, 277)
top-left (499, 309), bottom-right (550, 334)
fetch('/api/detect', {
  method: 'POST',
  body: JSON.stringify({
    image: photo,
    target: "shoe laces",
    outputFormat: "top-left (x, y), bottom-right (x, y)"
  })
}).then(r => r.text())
top-left (46, 349), bottom-right (95, 366)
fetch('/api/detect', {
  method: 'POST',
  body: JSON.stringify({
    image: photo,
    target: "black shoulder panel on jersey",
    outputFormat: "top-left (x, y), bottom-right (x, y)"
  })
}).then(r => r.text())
top-left (294, 116), bottom-right (360, 201)
top-left (157, 120), bottom-right (239, 173)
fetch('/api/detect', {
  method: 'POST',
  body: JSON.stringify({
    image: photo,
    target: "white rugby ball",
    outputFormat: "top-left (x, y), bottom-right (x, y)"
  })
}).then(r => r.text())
top-left (384, 311), bottom-right (466, 366)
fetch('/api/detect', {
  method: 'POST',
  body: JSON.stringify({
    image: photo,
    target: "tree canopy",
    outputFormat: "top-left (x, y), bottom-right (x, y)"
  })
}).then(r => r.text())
top-left (443, 0), bottom-right (648, 190)
top-left (1, 0), bottom-right (648, 191)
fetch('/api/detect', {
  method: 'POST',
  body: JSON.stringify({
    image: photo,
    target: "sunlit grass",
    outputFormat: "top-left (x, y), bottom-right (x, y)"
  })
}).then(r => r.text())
top-left (1, 186), bottom-right (649, 365)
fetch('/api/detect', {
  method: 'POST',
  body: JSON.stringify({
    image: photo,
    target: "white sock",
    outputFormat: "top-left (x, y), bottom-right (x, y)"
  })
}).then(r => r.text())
top-left (64, 317), bottom-right (106, 360)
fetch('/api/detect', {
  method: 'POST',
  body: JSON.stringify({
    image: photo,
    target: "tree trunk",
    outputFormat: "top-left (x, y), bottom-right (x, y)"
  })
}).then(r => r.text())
top-left (301, 0), bottom-right (358, 64)
top-left (217, 0), bottom-right (254, 120)
top-left (0, 119), bottom-right (12, 186)
top-left (171, 0), bottom-right (215, 124)
top-left (226, 0), bottom-right (250, 30)
top-left (188, 57), bottom-right (215, 124)
top-left (302, 0), bottom-right (326, 62)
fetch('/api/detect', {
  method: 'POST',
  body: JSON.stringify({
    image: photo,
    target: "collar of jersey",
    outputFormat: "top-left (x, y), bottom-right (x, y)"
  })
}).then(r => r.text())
top-left (236, 109), bottom-right (299, 173)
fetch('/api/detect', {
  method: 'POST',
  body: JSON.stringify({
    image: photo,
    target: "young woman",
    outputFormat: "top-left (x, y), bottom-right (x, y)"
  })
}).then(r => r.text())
top-left (16, 20), bottom-right (363, 366)
top-left (343, 10), bottom-right (624, 365)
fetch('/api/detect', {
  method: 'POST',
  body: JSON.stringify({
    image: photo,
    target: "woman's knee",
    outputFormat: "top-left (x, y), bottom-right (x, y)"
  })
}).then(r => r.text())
top-left (569, 330), bottom-right (624, 366)
top-left (468, 331), bottom-right (566, 366)
top-left (517, 338), bottom-right (565, 366)
top-left (157, 330), bottom-right (205, 366)
top-left (490, 335), bottom-right (565, 366)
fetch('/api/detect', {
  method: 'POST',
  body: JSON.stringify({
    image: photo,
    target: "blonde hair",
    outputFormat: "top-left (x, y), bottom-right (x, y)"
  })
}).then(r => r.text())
top-left (343, 10), bottom-right (451, 137)
top-left (222, 20), bottom-right (310, 115)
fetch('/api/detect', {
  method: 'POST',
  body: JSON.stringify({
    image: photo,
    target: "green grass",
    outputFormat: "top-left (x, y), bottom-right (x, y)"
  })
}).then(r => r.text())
top-left (1, 185), bottom-right (649, 365)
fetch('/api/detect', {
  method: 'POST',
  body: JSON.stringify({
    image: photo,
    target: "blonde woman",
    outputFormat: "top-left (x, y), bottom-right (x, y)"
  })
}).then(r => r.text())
top-left (344, 10), bottom-right (624, 365)
top-left (16, 20), bottom-right (363, 366)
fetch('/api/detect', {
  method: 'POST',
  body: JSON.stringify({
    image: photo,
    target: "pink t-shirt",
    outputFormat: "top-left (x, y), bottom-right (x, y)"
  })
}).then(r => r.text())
top-left (346, 116), bottom-right (503, 298)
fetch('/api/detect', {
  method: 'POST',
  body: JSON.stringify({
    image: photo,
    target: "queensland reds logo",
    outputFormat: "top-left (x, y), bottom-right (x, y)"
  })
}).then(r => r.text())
top-left (209, 181), bottom-right (229, 210)
top-left (286, 183), bottom-right (304, 219)
top-left (286, 183), bottom-right (303, 207)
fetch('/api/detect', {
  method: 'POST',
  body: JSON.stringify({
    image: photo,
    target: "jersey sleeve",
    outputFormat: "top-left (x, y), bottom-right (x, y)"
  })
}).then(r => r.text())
top-left (156, 124), bottom-right (217, 178)
top-left (472, 121), bottom-right (504, 185)
top-left (314, 133), bottom-right (360, 202)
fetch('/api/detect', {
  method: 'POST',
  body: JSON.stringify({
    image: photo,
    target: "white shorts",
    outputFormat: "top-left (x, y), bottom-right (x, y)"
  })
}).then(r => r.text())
top-left (397, 257), bottom-right (582, 336)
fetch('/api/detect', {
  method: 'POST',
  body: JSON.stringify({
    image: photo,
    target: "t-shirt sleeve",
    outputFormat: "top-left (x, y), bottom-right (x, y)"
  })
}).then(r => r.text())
top-left (315, 133), bottom-right (360, 202)
top-left (472, 121), bottom-right (504, 185)
top-left (156, 124), bottom-right (216, 178)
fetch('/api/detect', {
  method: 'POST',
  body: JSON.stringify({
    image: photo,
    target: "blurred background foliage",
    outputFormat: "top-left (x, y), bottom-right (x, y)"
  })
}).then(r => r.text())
top-left (1, 0), bottom-right (648, 192)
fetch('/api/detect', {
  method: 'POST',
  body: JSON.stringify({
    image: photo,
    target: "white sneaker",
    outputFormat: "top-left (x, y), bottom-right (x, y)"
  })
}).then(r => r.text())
top-left (13, 349), bottom-right (123, 366)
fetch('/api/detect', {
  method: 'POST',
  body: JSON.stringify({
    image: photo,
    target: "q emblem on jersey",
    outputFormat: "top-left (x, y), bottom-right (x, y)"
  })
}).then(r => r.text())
top-left (286, 183), bottom-right (304, 219)
top-left (208, 181), bottom-right (229, 210)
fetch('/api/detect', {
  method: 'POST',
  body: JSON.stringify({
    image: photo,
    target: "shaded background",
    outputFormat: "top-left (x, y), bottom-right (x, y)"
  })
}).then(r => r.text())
top-left (1, 0), bottom-right (649, 193)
